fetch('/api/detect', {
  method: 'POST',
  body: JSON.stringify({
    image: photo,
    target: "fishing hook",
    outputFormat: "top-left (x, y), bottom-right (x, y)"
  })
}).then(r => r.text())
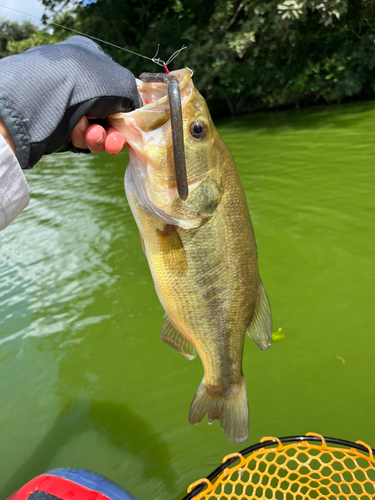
top-left (151, 45), bottom-right (187, 73)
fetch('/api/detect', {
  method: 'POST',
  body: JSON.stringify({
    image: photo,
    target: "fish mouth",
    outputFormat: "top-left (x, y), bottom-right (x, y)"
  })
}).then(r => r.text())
top-left (108, 68), bottom-right (198, 227)
top-left (138, 72), bottom-right (188, 201)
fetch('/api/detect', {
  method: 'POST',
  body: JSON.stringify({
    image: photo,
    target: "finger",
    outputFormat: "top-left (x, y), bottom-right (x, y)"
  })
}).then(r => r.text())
top-left (105, 127), bottom-right (126, 156)
top-left (84, 124), bottom-right (106, 154)
top-left (70, 116), bottom-right (90, 149)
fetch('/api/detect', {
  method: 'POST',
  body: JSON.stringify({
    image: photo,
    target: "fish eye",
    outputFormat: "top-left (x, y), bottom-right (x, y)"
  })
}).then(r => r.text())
top-left (190, 121), bottom-right (207, 139)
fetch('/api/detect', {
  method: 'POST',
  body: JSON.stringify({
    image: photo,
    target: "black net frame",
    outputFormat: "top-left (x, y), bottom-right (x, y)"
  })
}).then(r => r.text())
top-left (181, 435), bottom-right (375, 500)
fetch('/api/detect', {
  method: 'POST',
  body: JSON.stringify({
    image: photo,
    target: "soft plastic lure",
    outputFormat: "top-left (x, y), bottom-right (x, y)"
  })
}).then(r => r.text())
top-left (139, 72), bottom-right (189, 201)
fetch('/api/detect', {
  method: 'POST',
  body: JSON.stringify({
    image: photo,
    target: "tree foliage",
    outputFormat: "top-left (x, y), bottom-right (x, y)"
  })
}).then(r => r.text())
top-left (4, 0), bottom-right (375, 115)
top-left (4, 12), bottom-right (79, 56)
top-left (0, 20), bottom-right (37, 57)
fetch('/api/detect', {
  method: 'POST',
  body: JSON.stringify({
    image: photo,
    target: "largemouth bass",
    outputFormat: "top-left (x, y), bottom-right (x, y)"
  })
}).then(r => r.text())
top-left (109, 69), bottom-right (272, 443)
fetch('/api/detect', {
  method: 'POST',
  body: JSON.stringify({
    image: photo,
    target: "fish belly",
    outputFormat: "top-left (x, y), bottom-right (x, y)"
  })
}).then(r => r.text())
top-left (125, 161), bottom-right (262, 443)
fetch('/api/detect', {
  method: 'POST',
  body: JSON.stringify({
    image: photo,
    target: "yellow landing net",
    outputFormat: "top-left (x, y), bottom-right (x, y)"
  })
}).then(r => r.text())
top-left (184, 432), bottom-right (375, 500)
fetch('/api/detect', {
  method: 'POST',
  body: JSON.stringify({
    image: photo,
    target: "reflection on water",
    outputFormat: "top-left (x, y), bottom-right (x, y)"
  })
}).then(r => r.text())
top-left (1, 102), bottom-right (375, 499)
top-left (0, 399), bottom-right (175, 499)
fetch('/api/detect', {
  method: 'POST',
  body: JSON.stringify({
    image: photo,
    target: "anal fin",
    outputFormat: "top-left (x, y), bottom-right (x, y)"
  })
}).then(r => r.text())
top-left (161, 316), bottom-right (197, 360)
top-left (246, 281), bottom-right (272, 351)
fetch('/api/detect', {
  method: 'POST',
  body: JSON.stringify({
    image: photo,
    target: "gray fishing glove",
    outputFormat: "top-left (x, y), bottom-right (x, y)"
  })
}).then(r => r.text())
top-left (0, 35), bottom-right (142, 169)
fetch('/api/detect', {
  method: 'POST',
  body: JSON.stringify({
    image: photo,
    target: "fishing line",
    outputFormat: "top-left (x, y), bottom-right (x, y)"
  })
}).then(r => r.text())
top-left (152, 44), bottom-right (187, 73)
top-left (0, 3), bottom-right (187, 70)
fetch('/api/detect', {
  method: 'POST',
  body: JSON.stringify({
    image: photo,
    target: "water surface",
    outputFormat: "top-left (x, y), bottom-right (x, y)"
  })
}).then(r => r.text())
top-left (1, 102), bottom-right (375, 499)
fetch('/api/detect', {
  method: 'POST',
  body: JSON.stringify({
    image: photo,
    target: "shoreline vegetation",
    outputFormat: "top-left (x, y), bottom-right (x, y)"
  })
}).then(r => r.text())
top-left (1, 0), bottom-right (375, 117)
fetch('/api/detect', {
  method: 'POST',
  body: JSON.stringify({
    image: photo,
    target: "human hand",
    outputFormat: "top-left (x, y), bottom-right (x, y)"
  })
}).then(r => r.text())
top-left (0, 35), bottom-right (142, 169)
top-left (70, 117), bottom-right (126, 156)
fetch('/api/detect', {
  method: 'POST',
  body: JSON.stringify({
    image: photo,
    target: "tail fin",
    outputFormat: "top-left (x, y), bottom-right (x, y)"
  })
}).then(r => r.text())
top-left (188, 377), bottom-right (249, 443)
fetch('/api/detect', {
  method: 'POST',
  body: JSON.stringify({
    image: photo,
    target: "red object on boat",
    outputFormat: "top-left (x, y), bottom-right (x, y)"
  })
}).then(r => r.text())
top-left (7, 469), bottom-right (137, 500)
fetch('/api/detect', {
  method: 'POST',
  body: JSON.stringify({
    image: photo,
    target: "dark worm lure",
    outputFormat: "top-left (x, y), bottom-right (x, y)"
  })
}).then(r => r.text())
top-left (139, 72), bottom-right (189, 201)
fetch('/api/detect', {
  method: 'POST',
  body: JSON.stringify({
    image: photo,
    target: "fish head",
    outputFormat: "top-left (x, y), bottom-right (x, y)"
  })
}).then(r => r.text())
top-left (108, 68), bottom-right (224, 229)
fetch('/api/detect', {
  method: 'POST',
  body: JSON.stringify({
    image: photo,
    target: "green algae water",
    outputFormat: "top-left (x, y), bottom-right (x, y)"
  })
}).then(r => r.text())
top-left (1, 101), bottom-right (375, 499)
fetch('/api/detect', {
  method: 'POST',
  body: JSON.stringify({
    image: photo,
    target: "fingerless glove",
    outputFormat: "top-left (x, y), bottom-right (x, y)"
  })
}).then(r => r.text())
top-left (0, 35), bottom-right (142, 169)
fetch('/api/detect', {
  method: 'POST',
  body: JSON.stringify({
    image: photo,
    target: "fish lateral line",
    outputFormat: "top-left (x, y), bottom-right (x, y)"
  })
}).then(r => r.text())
top-left (121, 66), bottom-right (270, 444)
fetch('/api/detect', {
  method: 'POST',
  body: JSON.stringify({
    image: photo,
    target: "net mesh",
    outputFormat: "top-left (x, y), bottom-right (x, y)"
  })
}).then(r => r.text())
top-left (186, 433), bottom-right (375, 500)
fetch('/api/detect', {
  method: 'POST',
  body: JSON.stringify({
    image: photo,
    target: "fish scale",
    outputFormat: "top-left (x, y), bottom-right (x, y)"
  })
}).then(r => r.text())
top-left (109, 68), bottom-right (272, 443)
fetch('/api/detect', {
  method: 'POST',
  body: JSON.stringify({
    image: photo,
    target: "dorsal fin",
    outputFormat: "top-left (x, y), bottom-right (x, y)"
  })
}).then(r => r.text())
top-left (246, 281), bottom-right (272, 351)
top-left (161, 316), bottom-right (197, 360)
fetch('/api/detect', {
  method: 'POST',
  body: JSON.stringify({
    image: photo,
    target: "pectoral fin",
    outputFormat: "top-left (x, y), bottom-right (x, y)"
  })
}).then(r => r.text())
top-left (161, 316), bottom-right (197, 360)
top-left (184, 178), bottom-right (222, 218)
top-left (157, 224), bottom-right (188, 275)
top-left (246, 281), bottom-right (272, 351)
